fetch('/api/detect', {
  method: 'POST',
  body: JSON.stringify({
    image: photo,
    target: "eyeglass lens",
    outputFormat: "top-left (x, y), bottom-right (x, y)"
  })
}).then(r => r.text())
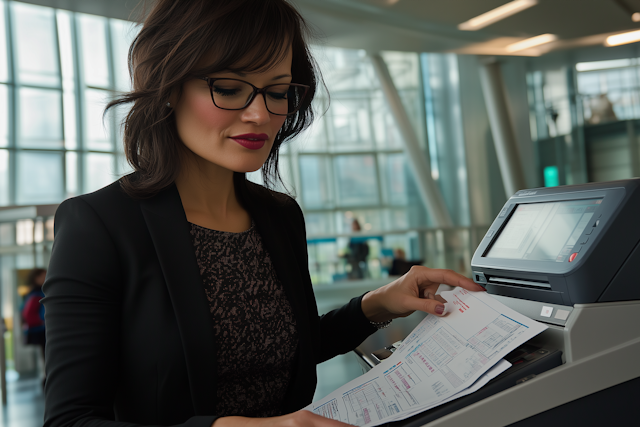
top-left (210, 79), bottom-right (304, 115)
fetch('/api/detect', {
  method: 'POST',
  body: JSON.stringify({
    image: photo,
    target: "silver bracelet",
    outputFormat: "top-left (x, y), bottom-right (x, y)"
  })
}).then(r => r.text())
top-left (370, 319), bottom-right (392, 330)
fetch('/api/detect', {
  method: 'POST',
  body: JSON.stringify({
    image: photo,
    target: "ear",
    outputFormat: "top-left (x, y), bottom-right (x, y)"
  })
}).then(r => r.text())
top-left (167, 85), bottom-right (184, 109)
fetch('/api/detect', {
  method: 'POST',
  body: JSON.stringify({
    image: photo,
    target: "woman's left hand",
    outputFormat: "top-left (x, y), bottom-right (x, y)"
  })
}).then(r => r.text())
top-left (361, 266), bottom-right (485, 322)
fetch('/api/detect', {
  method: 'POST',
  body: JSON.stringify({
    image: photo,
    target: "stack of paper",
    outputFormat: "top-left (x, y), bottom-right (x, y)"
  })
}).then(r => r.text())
top-left (306, 288), bottom-right (547, 426)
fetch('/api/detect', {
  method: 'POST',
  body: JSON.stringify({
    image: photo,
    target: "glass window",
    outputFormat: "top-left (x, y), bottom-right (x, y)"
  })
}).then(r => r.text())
top-left (57, 10), bottom-right (74, 82)
top-left (0, 149), bottom-right (8, 206)
top-left (381, 51), bottom-right (421, 90)
top-left (0, 84), bottom-right (7, 147)
top-left (12, 2), bottom-right (59, 86)
top-left (383, 208), bottom-right (410, 230)
top-left (85, 88), bottom-right (112, 151)
top-left (334, 155), bottom-right (379, 206)
top-left (577, 72), bottom-right (600, 95)
top-left (380, 153), bottom-right (408, 206)
top-left (0, 1), bottom-right (8, 82)
top-left (16, 151), bottom-right (64, 204)
top-left (274, 154), bottom-right (295, 194)
top-left (66, 151), bottom-right (77, 196)
top-left (319, 47), bottom-right (375, 91)
top-left (84, 152), bottom-right (115, 193)
top-left (62, 89), bottom-right (77, 149)
top-left (18, 87), bottom-right (63, 148)
top-left (298, 98), bottom-right (328, 152)
top-left (57, 10), bottom-right (77, 149)
top-left (336, 209), bottom-right (382, 233)
top-left (304, 212), bottom-right (335, 235)
top-left (78, 14), bottom-right (110, 88)
top-left (371, 93), bottom-right (403, 150)
top-left (111, 19), bottom-right (136, 92)
top-left (328, 97), bottom-right (372, 150)
top-left (247, 156), bottom-right (295, 194)
top-left (299, 155), bottom-right (332, 209)
top-left (115, 153), bottom-right (133, 177)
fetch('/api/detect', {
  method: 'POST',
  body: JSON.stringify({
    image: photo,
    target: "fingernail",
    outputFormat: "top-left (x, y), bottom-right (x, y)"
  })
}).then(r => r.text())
top-left (435, 304), bottom-right (445, 315)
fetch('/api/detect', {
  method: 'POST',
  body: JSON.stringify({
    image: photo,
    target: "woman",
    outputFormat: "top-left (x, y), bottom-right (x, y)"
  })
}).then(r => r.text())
top-left (42, 1), bottom-right (483, 427)
top-left (22, 268), bottom-right (47, 357)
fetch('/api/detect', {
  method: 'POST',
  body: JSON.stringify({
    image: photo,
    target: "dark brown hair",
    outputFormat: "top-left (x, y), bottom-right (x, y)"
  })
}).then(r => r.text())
top-left (106, 0), bottom-right (320, 198)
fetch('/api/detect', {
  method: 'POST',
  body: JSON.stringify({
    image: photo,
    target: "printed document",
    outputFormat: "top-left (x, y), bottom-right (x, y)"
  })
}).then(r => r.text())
top-left (307, 288), bottom-right (547, 426)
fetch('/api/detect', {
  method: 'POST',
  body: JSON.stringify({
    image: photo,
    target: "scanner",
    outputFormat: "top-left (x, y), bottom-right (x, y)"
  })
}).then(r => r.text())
top-left (355, 179), bottom-right (640, 426)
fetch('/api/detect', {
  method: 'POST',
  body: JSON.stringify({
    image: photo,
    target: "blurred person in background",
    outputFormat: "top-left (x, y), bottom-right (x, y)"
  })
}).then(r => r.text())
top-left (346, 219), bottom-right (369, 279)
top-left (389, 248), bottom-right (423, 277)
top-left (22, 268), bottom-right (47, 367)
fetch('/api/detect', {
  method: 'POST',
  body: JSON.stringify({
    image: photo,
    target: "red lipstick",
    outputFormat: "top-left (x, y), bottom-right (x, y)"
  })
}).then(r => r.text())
top-left (230, 133), bottom-right (268, 150)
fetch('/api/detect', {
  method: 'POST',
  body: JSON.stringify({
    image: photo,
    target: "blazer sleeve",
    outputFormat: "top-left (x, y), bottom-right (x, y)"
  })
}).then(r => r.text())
top-left (42, 197), bottom-right (217, 427)
top-left (287, 201), bottom-right (377, 365)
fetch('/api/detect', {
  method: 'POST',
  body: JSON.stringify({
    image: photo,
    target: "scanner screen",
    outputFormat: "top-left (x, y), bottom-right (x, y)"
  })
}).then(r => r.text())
top-left (486, 198), bottom-right (602, 262)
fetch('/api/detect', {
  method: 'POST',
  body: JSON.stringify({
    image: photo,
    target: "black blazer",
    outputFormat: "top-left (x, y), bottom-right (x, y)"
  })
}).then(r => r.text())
top-left (43, 176), bottom-right (376, 427)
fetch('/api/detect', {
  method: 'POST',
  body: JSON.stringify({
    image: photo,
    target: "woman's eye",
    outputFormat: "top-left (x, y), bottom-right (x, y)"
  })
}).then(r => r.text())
top-left (267, 91), bottom-right (288, 101)
top-left (212, 87), bottom-right (240, 97)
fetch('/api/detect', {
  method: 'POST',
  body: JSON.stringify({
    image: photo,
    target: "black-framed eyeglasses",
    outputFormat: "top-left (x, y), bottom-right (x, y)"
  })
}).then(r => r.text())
top-left (198, 77), bottom-right (310, 116)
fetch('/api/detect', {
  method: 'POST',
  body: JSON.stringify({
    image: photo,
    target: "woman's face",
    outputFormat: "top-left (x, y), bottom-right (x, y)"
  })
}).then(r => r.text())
top-left (173, 47), bottom-right (292, 174)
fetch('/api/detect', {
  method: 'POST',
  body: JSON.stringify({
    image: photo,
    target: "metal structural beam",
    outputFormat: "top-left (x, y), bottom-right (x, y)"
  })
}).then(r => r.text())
top-left (479, 59), bottom-right (527, 198)
top-left (368, 52), bottom-right (454, 228)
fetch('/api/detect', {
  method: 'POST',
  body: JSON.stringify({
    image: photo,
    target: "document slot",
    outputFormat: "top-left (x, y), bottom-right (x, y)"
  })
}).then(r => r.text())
top-left (488, 276), bottom-right (551, 289)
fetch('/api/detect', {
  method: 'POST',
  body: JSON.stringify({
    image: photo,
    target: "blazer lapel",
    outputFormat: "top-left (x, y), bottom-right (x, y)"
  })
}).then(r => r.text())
top-left (139, 184), bottom-right (217, 415)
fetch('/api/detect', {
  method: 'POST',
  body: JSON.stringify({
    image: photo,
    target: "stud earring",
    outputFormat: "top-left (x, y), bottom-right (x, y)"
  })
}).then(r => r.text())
top-left (166, 102), bottom-right (171, 108)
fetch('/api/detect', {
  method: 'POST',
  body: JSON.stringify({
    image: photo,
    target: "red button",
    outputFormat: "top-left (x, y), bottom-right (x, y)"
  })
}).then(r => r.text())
top-left (569, 252), bottom-right (578, 262)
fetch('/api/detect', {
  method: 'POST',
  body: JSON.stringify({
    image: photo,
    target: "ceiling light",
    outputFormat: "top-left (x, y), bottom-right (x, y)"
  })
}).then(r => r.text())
top-left (458, 0), bottom-right (538, 31)
top-left (612, 0), bottom-right (640, 22)
top-left (576, 59), bottom-right (633, 72)
top-left (505, 34), bottom-right (558, 52)
top-left (606, 29), bottom-right (640, 46)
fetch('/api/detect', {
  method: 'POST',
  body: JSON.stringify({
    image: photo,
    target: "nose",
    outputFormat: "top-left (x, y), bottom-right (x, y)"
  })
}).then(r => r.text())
top-left (240, 93), bottom-right (271, 125)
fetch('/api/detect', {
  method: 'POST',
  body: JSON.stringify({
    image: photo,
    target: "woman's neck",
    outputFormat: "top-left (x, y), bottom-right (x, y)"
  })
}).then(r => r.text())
top-left (175, 156), bottom-right (251, 232)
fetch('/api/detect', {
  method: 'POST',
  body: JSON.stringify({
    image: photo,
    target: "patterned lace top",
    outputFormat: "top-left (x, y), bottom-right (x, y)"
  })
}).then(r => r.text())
top-left (189, 221), bottom-right (299, 417)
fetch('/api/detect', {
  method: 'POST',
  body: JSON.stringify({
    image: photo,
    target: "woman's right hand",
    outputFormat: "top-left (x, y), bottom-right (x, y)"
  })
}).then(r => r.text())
top-left (213, 410), bottom-right (352, 427)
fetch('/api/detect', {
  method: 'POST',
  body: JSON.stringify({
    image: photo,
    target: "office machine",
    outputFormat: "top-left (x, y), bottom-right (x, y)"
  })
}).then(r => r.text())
top-left (355, 179), bottom-right (640, 426)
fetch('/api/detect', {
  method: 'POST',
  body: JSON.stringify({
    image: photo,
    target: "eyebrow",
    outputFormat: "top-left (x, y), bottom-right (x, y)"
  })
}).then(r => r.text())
top-left (231, 71), bottom-right (291, 80)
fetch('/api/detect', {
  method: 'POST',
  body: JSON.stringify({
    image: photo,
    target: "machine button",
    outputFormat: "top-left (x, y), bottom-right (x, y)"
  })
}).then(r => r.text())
top-left (540, 306), bottom-right (553, 317)
top-left (569, 252), bottom-right (578, 262)
top-left (594, 219), bottom-right (600, 227)
top-left (584, 227), bottom-right (593, 235)
top-left (499, 205), bottom-right (511, 217)
top-left (485, 229), bottom-right (495, 239)
top-left (580, 237), bottom-right (589, 245)
top-left (516, 374), bottom-right (537, 385)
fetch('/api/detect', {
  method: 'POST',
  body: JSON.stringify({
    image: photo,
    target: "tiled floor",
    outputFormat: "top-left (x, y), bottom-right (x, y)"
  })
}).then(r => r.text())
top-left (0, 374), bottom-right (45, 427)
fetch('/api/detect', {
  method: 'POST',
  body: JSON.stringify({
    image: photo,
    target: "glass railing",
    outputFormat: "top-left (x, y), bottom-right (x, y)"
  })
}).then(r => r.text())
top-left (307, 225), bottom-right (490, 286)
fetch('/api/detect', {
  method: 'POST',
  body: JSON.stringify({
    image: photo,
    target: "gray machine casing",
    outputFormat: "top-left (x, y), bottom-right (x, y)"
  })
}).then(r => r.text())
top-left (471, 178), bottom-right (640, 305)
top-left (359, 179), bottom-right (640, 426)
top-left (450, 178), bottom-right (640, 426)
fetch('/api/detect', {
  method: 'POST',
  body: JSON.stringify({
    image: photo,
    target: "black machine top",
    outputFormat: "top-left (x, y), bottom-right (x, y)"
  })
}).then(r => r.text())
top-left (471, 179), bottom-right (640, 306)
